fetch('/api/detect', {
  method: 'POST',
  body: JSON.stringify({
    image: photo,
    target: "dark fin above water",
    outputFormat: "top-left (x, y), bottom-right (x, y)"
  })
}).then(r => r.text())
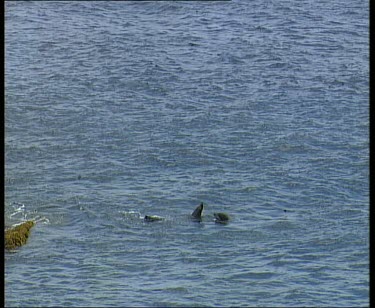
top-left (214, 212), bottom-right (229, 224)
top-left (191, 203), bottom-right (204, 219)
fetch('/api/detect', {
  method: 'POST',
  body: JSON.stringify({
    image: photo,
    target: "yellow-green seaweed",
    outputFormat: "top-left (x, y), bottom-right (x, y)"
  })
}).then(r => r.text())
top-left (5, 221), bottom-right (35, 250)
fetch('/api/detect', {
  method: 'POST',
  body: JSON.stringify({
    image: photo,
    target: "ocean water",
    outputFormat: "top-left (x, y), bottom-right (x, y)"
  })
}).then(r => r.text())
top-left (4, 1), bottom-right (369, 307)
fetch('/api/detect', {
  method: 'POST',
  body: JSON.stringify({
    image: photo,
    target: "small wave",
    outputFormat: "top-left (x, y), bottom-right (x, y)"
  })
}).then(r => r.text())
top-left (5, 202), bottom-right (28, 227)
top-left (8, 202), bottom-right (26, 217)
top-left (27, 215), bottom-right (50, 225)
top-left (119, 210), bottom-right (142, 219)
top-left (6, 202), bottom-right (50, 227)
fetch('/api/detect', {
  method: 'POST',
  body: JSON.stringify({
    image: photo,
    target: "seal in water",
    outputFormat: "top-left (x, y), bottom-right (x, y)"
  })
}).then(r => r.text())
top-left (191, 202), bottom-right (204, 220)
top-left (144, 203), bottom-right (205, 222)
top-left (144, 215), bottom-right (164, 222)
top-left (214, 212), bottom-right (229, 224)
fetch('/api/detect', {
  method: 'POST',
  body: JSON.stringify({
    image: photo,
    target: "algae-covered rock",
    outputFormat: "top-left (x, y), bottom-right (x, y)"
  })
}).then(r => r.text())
top-left (5, 220), bottom-right (35, 250)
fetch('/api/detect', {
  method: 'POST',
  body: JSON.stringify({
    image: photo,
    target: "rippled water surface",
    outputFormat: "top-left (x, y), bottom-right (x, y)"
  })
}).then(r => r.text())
top-left (5, 1), bottom-right (368, 307)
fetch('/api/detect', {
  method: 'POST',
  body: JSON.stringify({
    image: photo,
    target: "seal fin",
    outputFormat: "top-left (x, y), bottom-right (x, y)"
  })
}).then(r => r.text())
top-left (191, 203), bottom-right (204, 219)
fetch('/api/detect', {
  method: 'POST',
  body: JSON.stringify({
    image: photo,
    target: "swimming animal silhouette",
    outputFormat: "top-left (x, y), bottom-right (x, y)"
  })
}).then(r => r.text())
top-left (144, 215), bottom-right (164, 222)
top-left (143, 203), bottom-right (229, 224)
top-left (143, 203), bottom-right (204, 222)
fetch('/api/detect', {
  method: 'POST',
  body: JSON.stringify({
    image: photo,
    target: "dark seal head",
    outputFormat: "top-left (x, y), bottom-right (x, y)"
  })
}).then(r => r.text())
top-left (214, 212), bottom-right (229, 224)
top-left (191, 203), bottom-right (204, 219)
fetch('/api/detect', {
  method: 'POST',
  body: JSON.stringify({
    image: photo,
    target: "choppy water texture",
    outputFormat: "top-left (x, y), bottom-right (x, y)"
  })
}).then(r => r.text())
top-left (5, 1), bottom-right (368, 307)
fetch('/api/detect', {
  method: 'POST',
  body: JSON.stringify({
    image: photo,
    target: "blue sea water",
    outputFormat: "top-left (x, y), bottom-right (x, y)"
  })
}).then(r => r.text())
top-left (4, 0), bottom-right (369, 307)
